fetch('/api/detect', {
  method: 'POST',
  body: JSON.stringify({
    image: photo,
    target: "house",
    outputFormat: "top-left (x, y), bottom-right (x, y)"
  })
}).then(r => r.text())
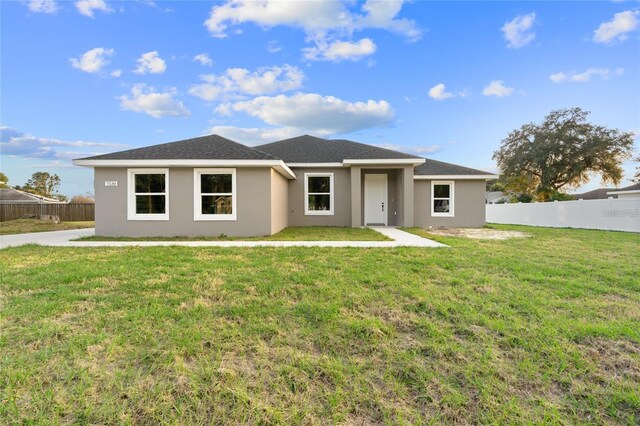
top-left (73, 135), bottom-right (497, 237)
top-left (607, 183), bottom-right (640, 200)
top-left (0, 188), bottom-right (65, 204)
top-left (573, 187), bottom-right (616, 200)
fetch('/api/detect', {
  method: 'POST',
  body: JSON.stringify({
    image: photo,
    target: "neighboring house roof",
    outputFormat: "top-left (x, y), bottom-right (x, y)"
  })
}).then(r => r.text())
top-left (0, 188), bottom-right (64, 204)
top-left (257, 134), bottom-right (422, 163)
top-left (485, 191), bottom-right (509, 203)
top-left (573, 188), bottom-right (616, 200)
top-left (414, 158), bottom-right (496, 178)
top-left (77, 135), bottom-right (277, 161)
top-left (607, 182), bottom-right (640, 196)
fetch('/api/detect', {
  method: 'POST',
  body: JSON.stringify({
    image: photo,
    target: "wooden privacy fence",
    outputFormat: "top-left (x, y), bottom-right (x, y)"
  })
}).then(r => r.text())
top-left (0, 203), bottom-right (95, 222)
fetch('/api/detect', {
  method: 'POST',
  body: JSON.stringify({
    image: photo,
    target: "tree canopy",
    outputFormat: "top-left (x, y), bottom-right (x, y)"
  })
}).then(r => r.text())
top-left (69, 194), bottom-right (95, 204)
top-left (493, 107), bottom-right (634, 201)
top-left (0, 172), bottom-right (8, 188)
top-left (20, 172), bottom-right (67, 201)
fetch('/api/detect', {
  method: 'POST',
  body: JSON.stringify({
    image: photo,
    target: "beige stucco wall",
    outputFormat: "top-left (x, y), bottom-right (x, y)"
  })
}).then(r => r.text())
top-left (414, 179), bottom-right (487, 227)
top-left (93, 165), bottom-right (487, 236)
top-left (287, 167), bottom-right (352, 227)
top-left (270, 169), bottom-right (289, 234)
top-left (94, 167), bottom-right (274, 237)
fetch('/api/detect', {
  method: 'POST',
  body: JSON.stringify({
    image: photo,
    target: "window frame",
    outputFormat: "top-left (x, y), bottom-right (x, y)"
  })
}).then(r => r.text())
top-left (431, 180), bottom-right (455, 217)
top-left (127, 168), bottom-right (169, 221)
top-left (193, 168), bottom-right (237, 221)
top-left (304, 172), bottom-right (334, 216)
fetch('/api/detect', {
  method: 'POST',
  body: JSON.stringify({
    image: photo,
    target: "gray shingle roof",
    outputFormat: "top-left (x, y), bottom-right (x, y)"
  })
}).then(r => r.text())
top-left (257, 135), bottom-right (421, 163)
top-left (75, 133), bottom-right (493, 177)
top-left (618, 183), bottom-right (640, 191)
top-left (573, 188), bottom-right (615, 200)
top-left (414, 158), bottom-right (494, 176)
top-left (77, 135), bottom-right (277, 161)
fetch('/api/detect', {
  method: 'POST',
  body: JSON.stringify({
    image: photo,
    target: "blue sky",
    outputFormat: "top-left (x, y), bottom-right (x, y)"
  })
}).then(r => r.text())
top-left (1, 0), bottom-right (639, 197)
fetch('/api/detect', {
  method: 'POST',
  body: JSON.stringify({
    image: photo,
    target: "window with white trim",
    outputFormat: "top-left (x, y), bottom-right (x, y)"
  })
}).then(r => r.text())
top-left (431, 181), bottom-right (454, 217)
top-left (194, 168), bottom-right (237, 221)
top-left (127, 168), bottom-right (169, 220)
top-left (304, 173), bottom-right (334, 215)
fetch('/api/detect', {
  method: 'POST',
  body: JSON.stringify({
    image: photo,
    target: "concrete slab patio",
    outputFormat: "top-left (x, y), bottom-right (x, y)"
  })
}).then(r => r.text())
top-left (0, 227), bottom-right (446, 249)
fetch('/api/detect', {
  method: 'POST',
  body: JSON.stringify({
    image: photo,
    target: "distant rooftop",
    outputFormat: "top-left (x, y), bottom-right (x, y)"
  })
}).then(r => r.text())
top-left (0, 188), bottom-right (64, 204)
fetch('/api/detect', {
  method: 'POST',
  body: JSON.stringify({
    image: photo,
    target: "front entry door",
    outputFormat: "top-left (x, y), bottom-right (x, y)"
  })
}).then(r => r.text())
top-left (364, 174), bottom-right (388, 225)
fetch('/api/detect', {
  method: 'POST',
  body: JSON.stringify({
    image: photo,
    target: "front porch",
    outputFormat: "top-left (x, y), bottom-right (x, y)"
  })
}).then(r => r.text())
top-left (349, 165), bottom-right (416, 227)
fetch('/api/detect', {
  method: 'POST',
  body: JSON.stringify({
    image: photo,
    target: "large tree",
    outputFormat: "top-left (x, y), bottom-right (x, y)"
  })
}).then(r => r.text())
top-left (0, 172), bottom-right (8, 188)
top-left (493, 107), bottom-right (634, 201)
top-left (633, 155), bottom-right (640, 184)
top-left (22, 172), bottom-right (62, 198)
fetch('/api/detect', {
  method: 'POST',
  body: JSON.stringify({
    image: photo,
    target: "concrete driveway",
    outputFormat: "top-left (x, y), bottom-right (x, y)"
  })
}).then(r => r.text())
top-left (0, 228), bottom-right (96, 249)
top-left (0, 227), bottom-right (446, 248)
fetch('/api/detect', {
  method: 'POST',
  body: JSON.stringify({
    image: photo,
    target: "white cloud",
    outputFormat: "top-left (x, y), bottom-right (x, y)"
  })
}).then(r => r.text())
top-left (501, 12), bottom-right (536, 48)
top-left (194, 53), bottom-right (213, 67)
top-left (593, 10), bottom-right (639, 44)
top-left (482, 80), bottom-right (514, 97)
top-left (549, 67), bottom-right (624, 83)
top-left (373, 143), bottom-right (441, 155)
top-left (207, 126), bottom-right (303, 146)
top-left (267, 40), bottom-right (282, 53)
top-left (133, 51), bottom-right (166, 74)
top-left (27, 0), bottom-right (58, 14)
top-left (303, 38), bottom-right (376, 62)
top-left (204, 0), bottom-right (419, 60)
top-left (118, 84), bottom-right (190, 118)
top-left (110, 69), bottom-right (122, 77)
top-left (1, 126), bottom-right (124, 160)
top-left (204, 0), bottom-right (419, 39)
top-left (428, 83), bottom-right (455, 101)
top-left (188, 64), bottom-right (304, 101)
top-left (69, 47), bottom-right (114, 73)
top-left (75, 0), bottom-right (111, 18)
top-left (413, 145), bottom-right (442, 154)
top-left (222, 92), bottom-right (395, 134)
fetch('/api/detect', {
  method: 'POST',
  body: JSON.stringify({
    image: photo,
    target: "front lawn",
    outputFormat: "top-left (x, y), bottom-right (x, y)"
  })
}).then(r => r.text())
top-left (1, 225), bottom-right (638, 424)
top-left (0, 219), bottom-right (95, 235)
top-left (75, 226), bottom-right (390, 241)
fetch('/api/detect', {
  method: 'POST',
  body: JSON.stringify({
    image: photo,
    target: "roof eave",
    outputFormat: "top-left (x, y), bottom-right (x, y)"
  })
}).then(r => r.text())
top-left (72, 159), bottom-right (297, 179)
top-left (606, 189), bottom-right (640, 195)
top-left (342, 158), bottom-right (425, 166)
top-left (414, 174), bottom-right (499, 180)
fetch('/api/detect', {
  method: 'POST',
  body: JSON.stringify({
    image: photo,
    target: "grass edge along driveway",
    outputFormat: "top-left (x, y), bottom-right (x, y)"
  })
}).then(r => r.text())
top-left (0, 219), bottom-right (94, 235)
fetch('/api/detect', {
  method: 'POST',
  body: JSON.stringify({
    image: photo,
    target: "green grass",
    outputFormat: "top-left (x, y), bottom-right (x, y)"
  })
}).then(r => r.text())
top-left (1, 225), bottom-right (638, 424)
top-left (75, 226), bottom-right (391, 241)
top-left (0, 219), bottom-right (94, 235)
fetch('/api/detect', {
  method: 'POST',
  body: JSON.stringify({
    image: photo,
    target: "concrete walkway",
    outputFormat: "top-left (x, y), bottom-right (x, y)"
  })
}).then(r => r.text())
top-left (0, 227), bottom-right (446, 249)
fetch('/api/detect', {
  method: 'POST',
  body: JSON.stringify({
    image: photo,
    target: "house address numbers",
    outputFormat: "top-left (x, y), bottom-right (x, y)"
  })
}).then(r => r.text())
top-left (105, 181), bottom-right (118, 187)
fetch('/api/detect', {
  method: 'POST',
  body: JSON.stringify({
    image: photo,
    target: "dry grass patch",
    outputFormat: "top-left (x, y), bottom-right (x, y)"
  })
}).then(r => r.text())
top-left (422, 227), bottom-right (531, 240)
top-left (0, 219), bottom-right (94, 235)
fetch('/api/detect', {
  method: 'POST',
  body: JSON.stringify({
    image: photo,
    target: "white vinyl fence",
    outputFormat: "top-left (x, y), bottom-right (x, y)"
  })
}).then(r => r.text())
top-left (486, 198), bottom-right (640, 233)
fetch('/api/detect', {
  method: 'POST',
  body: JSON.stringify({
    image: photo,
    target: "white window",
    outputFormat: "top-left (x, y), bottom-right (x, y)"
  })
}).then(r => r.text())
top-left (304, 173), bottom-right (334, 215)
top-left (127, 168), bottom-right (169, 221)
top-left (431, 181), bottom-right (454, 217)
top-left (194, 168), bottom-right (236, 221)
